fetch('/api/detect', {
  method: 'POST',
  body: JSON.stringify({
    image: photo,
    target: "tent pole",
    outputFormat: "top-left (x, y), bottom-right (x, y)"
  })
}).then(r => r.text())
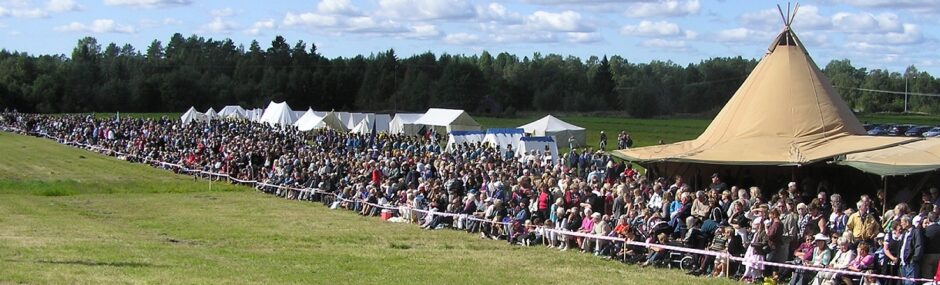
top-left (882, 176), bottom-right (887, 216)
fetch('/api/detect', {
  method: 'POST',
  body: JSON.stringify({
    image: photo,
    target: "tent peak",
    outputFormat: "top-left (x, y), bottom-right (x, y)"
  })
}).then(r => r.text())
top-left (777, 3), bottom-right (799, 29)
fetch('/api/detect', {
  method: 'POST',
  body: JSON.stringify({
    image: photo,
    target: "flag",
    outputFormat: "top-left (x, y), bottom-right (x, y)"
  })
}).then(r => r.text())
top-left (370, 119), bottom-right (377, 147)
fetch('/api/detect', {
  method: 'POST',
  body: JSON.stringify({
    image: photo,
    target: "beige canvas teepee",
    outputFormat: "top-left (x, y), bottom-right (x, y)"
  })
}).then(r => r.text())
top-left (613, 12), bottom-right (914, 166)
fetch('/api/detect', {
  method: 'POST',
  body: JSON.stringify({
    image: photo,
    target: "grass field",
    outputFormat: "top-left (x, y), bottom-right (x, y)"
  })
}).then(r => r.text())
top-left (0, 132), bottom-right (739, 284)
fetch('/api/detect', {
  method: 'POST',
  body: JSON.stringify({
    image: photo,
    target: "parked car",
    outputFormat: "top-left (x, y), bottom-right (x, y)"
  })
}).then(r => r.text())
top-left (888, 124), bottom-right (913, 136)
top-left (867, 125), bottom-right (889, 136)
top-left (923, 127), bottom-right (940, 137)
top-left (904, 125), bottom-right (931, 137)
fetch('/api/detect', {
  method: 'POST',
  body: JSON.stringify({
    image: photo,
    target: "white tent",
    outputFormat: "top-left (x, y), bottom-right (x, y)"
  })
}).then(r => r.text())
top-left (483, 128), bottom-right (525, 151)
top-left (336, 112), bottom-right (351, 127)
top-left (295, 109), bottom-right (346, 131)
top-left (259, 101), bottom-right (299, 127)
top-left (519, 115), bottom-right (586, 148)
top-left (292, 110), bottom-right (306, 120)
top-left (219, 105), bottom-right (247, 119)
top-left (204, 108), bottom-right (218, 120)
top-left (389, 113), bottom-right (423, 135)
top-left (446, 130), bottom-right (486, 151)
top-left (293, 108), bottom-right (322, 131)
top-left (516, 136), bottom-right (559, 164)
top-left (180, 107), bottom-right (207, 125)
top-left (251, 109), bottom-right (264, 122)
top-left (350, 114), bottom-right (391, 134)
top-left (346, 112), bottom-right (368, 129)
top-left (414, 108), bottom-right (481, 134)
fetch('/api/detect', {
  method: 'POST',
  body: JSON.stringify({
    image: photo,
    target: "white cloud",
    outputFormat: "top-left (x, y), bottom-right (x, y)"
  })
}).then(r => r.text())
top-left (55, 19), bottom-right (136, 34)
top-left (283, 12), bottom-right (338, 27)
top-left (475, 2), bottom-right (523, 24)
top-left (104, 0), bottom-right (192, 8)
top-left (317, 0), bottom-right (360, 16)
top-left (139, 17), bottom-right (182, 28)
top-left (377, 0), bottom-right (475, 20)
top-left (716, 27), bottom-right (773, 43)
top-left (244, 19), bottom-right (275, 35)
top-left (625, 0), bottom-right (700, 18)
top-left (831, 12), bottom-right (903, 33)
top-left (640, 38), bottom-right (687, 49)
top-left (620, 20), bottom-right (681, 37)
top-left (849, 23), bottom-right (923, 45)
top-left (47, 0), bottom-right (81, 13)
top-left (566, 32), bottom-right (601, 43)
top-left (526, 10), bottom-right (591, 32)
top-left (833, 0), bottom-right (940, 14)
top-left (209, 8), bottom-right (235, 17)
top-left (201, 17), bottom-right (238, 34)
top-left (740, 5), bottom-right (831, 31)
top-left (443, 32), bottom-right (481, 45)
top-left (403, 23), bottom-right (440, 39)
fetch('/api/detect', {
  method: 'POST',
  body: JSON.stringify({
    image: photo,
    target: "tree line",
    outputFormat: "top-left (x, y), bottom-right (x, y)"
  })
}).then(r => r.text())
top-left (1, 34), bottom-right (938, 117)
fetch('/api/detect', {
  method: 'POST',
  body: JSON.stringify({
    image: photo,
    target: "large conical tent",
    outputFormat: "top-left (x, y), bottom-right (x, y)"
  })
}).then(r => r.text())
top-left (612, 13), bottom-right (914, 166)
top-left (259, 101), bottom-right (299, 127)
top-left (519, 115), bottom-right (586, 148)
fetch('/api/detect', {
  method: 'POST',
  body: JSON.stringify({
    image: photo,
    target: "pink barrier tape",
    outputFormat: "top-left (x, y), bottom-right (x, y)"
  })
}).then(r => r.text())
top-left (8, 128), bottom-right (936, 283)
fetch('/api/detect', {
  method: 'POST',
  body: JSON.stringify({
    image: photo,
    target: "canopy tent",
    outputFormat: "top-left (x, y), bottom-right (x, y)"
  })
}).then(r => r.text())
top-left (295, 110), bottom-right (346, 132)
top-left (180, 107), bottom-right (207, 125)
top-left (204, 108), bottom-right (218, 120)
top-left (219, 105), bottom-right (247, 119)
top-left (250, 109), bottom-right (264, 122)
top-left (389, 113), bottom-right (424, 135)
top-left (414, 108), bottom-right (481, 134)
top-left (446, 130), bottom-right (486, 151)
top-left (612, 22), bottom-right (914, 166)
top-left (837, 139), bottom-right (940, 176)
top-left (350, 114), bottom-right (391, 134)
top-left (519, 115), bottom-right (586, 148)
top-left (483, 128), bottom-right (525, 151)
top-left (516, 136), bottom-right (559, 164)
top-left (259, 101), bottom-right (299, 127)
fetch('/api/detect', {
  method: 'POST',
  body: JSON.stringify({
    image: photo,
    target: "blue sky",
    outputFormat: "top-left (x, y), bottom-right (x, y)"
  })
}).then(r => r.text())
top-left (1, 0), bottom-right (938, 74)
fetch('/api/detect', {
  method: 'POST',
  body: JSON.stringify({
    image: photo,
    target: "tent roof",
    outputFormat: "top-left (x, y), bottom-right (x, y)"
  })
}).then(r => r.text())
top-left (519, 115), bottom-right (585, 132)
top-left (612, 25), bottom-right (914, 166)
top-left (837, 138), bottom-right (940, 176)
top-left (259, 101), bottom-right (298, 127)
top-left (391, 113), bottom-right (423, 123)
top-left (295, 111), bottom-right (345, 132)
top-left (414, 108), bottom-right (480, 127)
top-left (219, 105), bottom-right (247, 118)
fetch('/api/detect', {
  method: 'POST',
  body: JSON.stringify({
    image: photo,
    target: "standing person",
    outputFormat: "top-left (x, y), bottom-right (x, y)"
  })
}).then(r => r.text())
top-left (920, 212), bottom-right (940, 280)
top-left (897, 216), bottom-right (923, 285)
top-left (846, 200), bottom-right (880, 244)
top-left (598, 131), bottom-right (607, 151)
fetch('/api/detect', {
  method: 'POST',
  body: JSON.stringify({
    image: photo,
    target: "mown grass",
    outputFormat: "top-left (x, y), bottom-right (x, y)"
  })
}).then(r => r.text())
top-left (0, 132), bottom-right (738, 284)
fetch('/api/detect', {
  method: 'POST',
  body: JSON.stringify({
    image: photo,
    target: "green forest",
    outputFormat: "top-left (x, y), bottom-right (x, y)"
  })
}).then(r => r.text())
top-left (1, 34), bottom-right (938, 117)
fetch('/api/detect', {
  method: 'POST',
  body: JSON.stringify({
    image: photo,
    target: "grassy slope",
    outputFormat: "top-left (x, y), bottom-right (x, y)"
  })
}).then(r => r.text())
top-left (0, 132), bottom-right (737, 285)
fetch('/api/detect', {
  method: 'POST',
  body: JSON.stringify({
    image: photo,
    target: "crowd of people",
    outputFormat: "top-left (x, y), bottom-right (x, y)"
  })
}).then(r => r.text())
top-left (2, 111), bottom-right (940, 285)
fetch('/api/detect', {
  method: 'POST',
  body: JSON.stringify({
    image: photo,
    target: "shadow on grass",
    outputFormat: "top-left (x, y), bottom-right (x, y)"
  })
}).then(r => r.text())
top-left (3, 259), bottom-right (164, 268)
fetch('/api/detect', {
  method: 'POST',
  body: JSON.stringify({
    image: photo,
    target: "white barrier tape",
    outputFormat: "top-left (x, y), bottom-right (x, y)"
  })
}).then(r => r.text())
top-left (542, 227), bottom-right (936, 283)
top-left (8, 127), bottom-right (937, 283)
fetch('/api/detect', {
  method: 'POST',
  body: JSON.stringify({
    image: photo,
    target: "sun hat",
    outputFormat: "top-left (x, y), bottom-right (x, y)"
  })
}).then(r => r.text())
top-left (814, 233), bottom-right (829, 242)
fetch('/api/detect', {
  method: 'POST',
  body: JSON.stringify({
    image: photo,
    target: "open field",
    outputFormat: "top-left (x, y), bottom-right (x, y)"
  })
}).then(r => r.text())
top-left (0, 132), bottom-right (738, 284)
